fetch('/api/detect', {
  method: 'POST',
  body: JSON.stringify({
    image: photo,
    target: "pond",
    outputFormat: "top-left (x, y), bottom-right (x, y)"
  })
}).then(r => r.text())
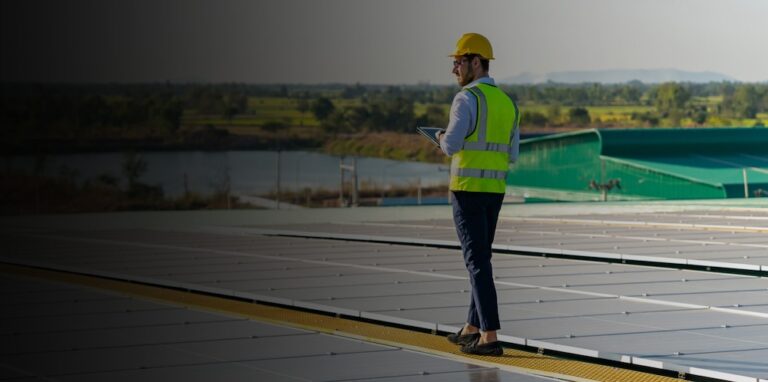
top-left (7, 150), bottom-right (448, 197)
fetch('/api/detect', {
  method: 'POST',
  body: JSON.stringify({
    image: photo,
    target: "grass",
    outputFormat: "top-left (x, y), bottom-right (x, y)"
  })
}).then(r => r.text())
top-left (414, 103), bottom-right (450, 116)
top-left (247, 97), bottom-right (296, 109)
top-left (587, 105), bottom-right (655, 114)
top-left (702, 116), bottom-right (767, 127)
top-left (323, 132), bottom-right (448, 164)
top-left (185, 97), bottom-right (390, 128)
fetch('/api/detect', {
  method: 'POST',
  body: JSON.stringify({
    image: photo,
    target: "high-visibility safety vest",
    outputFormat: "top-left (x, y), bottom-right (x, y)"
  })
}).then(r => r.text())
top-left (450, 83), bottom-right (519, 193)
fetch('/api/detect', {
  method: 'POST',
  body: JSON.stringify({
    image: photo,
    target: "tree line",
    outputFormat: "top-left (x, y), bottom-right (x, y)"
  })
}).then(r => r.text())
top-left (2, 81), bottom-right (767, 146)
top-left (303, 82), bottom-right (768, 131)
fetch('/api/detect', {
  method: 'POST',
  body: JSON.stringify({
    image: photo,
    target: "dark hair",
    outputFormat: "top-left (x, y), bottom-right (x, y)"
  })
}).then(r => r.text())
top-left (466, 54), bottom-right (490, 72)
top-left (480, 58), bottom-right (490, 72)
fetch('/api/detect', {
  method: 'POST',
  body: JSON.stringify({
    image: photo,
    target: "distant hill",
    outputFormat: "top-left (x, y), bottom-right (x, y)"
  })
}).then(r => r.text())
top-left (501, 69), bottom-right (736, 84)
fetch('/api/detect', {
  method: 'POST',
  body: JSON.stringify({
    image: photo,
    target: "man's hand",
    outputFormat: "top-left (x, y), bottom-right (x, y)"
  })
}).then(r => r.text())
top-left (435, 129), bottom-right (446, 142)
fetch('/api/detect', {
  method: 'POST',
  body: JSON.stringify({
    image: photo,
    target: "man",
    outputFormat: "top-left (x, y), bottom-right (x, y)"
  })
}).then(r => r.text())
top-left (437, 33), bottom-right (520, 356)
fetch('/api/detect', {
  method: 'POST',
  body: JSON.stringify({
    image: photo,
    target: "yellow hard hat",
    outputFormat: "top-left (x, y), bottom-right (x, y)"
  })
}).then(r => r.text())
top-left (450, 33), bottom-right (494, 60)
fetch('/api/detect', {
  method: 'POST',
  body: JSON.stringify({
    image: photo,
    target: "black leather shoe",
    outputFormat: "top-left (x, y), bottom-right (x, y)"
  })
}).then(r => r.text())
top-left (460, 338), bottom-right (503, 356)
top-left (446, 328), bottom-right (480, 345)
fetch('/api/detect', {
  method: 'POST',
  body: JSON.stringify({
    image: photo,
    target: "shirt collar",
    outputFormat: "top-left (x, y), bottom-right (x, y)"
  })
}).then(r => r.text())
top-left (463, 76), bottom-right (495, 89)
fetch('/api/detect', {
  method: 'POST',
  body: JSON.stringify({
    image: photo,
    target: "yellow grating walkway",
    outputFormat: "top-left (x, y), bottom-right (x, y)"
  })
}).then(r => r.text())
top-left (1, 263), bottom-right (683, 382)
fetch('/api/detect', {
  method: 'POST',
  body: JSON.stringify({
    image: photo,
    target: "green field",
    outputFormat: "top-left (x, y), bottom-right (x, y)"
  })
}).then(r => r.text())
top-left (520, 104), bottom-right (655, 126)
top-left (248, 97), bottom-right (319, 127)
top-left (413, 103), bottom-right (449, 116)
top-left (522, 105), bottom-right (653, 114)
top-left (184, 97), bottom-right (318, 128)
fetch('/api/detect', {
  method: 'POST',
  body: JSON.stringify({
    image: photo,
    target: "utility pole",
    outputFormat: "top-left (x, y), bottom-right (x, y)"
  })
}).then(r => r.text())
top-left (339, 156), bottom-right (345, 207)
top-left (339, 156), bottom-right (359, 207)
top-left (352, 157), bottom-right (359, 207)
top-left (417, 177), bottom-right (422, 205)
top-left (276, 150), bottom-right (281, 209)
top-left (743, 168), bottom-right (749, 199)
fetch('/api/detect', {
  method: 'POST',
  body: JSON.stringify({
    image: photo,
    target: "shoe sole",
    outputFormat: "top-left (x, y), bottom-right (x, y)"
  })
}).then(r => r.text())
top-left (460, 341), bottom-right (503, 356)
top-left (460, 347), bottom-right (503, 356)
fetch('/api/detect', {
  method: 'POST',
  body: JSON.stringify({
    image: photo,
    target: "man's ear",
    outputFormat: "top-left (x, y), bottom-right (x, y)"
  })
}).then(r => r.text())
top-left (472, 56), bottom-right (480, 69)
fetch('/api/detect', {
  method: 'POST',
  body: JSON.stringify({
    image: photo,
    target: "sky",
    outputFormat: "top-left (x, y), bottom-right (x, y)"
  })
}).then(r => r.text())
top-left (2, 0), bottom-right (767, 84)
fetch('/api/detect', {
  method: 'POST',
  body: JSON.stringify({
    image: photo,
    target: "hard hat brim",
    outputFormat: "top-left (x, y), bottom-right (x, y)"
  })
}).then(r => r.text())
top-left (449, 51), bottom-right (495, 60)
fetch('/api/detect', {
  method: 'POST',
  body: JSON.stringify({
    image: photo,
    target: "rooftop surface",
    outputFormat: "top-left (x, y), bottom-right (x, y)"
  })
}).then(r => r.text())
top-left (2, 198), bottom-right (768, 381)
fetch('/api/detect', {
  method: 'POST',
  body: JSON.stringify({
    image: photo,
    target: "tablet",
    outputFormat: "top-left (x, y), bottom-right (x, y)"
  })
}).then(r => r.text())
top-left (417, 126), bottom-right (444, 146)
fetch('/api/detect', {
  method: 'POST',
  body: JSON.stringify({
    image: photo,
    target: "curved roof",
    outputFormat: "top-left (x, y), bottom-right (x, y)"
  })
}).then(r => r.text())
top-left (518, 128), bottom-right (768, 197)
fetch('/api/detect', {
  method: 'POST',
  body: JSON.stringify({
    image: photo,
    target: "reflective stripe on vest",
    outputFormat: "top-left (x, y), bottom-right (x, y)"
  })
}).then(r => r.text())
top-left (449, 83), bottom-right (518, 193)
top-left (462, 141), bottom-right (512, 153)
top-left (451, 167), bottom-right (508, 180)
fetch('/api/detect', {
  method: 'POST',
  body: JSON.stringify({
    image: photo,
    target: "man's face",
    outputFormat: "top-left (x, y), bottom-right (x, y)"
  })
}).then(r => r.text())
top-left (452, 56), bottom-right (474, 86)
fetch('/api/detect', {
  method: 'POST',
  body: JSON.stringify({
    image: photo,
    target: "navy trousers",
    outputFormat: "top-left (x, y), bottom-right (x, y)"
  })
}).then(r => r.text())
top-left (451, 191), bottom-right (504, 331)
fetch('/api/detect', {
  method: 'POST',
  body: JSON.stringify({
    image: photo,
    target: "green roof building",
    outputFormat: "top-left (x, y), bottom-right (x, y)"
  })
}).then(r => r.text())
top-left (507, 128), bottom-right (768, 201)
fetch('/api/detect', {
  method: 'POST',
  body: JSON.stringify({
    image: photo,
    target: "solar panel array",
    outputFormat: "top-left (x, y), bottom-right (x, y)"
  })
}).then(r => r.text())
top-left (2, 206), bottom-right (768, 381)
top-left (0, 274), bottom-right (553, 382)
